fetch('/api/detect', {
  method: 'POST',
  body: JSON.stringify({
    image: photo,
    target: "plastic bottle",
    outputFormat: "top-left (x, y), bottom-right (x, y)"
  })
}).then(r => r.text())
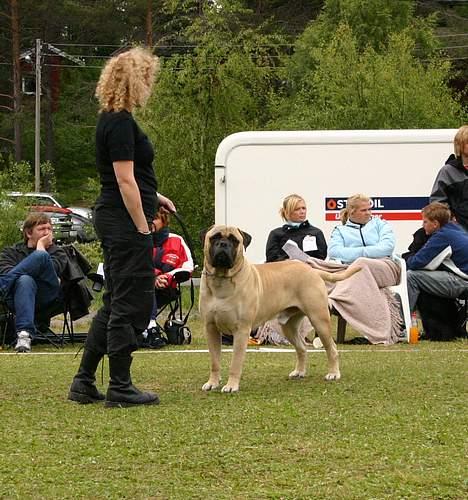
top-left (409, 312), bottom-right (419, 344)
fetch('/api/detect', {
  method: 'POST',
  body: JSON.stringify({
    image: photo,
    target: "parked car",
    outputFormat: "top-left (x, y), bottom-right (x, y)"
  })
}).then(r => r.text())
top-left (7, 192), bottom-right (93, 219)
top-left (6, 192), bottom-right (96, 243)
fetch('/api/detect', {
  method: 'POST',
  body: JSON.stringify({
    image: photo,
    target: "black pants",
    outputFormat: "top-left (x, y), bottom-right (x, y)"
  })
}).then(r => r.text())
top-left (418, 291), bottom-right (466, 341)
top-left (85, 206), bottom-right (154, 357)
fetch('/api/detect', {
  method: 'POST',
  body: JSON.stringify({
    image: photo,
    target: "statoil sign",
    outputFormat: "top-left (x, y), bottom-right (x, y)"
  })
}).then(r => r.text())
top-left (324, 196), bottom-right (430, 221)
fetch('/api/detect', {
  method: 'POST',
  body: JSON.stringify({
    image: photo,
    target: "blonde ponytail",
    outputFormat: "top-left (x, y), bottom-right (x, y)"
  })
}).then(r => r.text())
top-left (340, 207), bottom-right (350, 224)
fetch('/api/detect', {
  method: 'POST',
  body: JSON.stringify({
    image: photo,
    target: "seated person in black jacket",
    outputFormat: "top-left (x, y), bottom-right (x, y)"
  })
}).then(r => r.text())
top-left (430, 125), bottom-right (468, 231)
top-left (0, 213), bottom-right (67, 352)
top-left (266, 193), bottom-right (327, 262)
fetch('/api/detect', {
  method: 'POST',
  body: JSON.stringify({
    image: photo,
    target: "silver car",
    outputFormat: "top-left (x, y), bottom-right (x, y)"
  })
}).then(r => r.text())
top-left (7, 192), bottom-right (95, 243)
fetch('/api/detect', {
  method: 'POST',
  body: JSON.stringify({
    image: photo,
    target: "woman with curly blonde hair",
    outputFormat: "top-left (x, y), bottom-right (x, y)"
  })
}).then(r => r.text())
top-left (69, 47), bottom-right (174, 408)
top-left (95, 47), bottom-right (159, 113)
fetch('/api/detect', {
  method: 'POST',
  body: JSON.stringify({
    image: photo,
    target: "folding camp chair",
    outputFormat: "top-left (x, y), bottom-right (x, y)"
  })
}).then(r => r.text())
top-left (0, 298), bottom-right (15, 349)
top-left (154, 270), bottom-right (195, 345)
top-left (0, 295), bottom-right (72, 349)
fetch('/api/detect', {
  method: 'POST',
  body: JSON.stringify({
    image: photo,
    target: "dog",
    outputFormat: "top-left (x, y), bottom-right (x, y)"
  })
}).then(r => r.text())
top-left (199, 225), bottom-right (360, 393)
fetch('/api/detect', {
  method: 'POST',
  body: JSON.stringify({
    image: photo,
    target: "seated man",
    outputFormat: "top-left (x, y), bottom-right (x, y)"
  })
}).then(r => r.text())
top-left (407, 202), bottom-right (468, 313)
top-left (403, 226), bottom-right (466, 340)
top-left (0, 213), bottom-right (68, 352)
top-left (143, 208), bottom-right (194, 347)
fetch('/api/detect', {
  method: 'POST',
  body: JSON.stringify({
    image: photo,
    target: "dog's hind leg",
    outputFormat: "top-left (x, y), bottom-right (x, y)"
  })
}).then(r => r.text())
top-left (311, 310), bottom-right (341, 381)
top-left (202, 323), bottom-right (222, 391)
top-left (281, 314), bottom-right (308, 379)
top-left (222, 329), bottom-right (250, 393)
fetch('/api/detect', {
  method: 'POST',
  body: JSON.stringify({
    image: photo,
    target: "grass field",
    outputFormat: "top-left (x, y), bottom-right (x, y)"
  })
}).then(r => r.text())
top-left (0, 317), bottom-right (467, 499)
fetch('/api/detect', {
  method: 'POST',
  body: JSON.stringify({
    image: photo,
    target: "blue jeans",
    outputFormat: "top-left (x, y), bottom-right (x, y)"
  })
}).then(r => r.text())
top-left (0, 251), bottom-right (61, 337)
top-left (150, 287), bottom-right (178, 320)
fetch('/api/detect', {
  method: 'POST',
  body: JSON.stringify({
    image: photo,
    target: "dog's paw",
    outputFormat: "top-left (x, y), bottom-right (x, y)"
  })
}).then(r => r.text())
top-left (221, 384), bottom-right (239, 393)
top-left (202, 381), bottom-right (220, 391)
top-left (324, 372), bottom-right (341, 381)
top-left (288, 370), bottom-right (306, 379)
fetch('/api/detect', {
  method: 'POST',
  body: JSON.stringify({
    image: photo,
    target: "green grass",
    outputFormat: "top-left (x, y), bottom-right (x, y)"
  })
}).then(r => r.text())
top-left (0, 318), bottom-right (467, 499)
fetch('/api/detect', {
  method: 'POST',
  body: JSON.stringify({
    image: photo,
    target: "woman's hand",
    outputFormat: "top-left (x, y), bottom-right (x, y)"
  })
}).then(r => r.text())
top-left (158, 194), bottom-right (176, 213)
top-left (155, 274), bottom-right (169, 288)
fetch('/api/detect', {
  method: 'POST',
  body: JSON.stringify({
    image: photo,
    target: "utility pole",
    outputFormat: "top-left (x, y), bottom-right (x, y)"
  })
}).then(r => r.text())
top-left (34, 38), bottom-right (41, 192)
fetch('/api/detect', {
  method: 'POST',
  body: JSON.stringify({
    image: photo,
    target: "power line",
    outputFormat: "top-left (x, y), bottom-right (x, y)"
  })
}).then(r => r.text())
top-left (441, 55), bottom-right (468, 60)
top-left (51, 43), bottom-right (124, 48)
top-left (435, 43), bottom-right (468, 49)
top-left (26, 36), bottom-right (468, 56)
top-left (52, 42), bottom-right (296, 48)
top-left (42, 62), bottom-right (286, 70)
top-left (43, 63), bottom-right (102, 69)
top-left (436, 33), bottom-right (468, 37)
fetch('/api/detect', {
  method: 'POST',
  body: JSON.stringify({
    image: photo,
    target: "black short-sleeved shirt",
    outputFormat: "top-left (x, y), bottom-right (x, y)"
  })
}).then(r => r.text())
top-left (95, 110), bottom-right (158, 219)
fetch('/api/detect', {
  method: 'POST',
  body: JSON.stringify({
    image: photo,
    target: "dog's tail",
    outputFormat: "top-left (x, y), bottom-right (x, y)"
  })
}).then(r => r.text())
top-left (316, 266), bottom-right (361, 283)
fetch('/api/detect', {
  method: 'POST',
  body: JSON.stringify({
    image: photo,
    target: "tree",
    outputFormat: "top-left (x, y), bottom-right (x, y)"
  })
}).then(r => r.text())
top-left (270, 0), bottom-right (466, 130)
top-left (0, 1), bottom-right (22, 160)
top-left (287, 0), bottom-right (439, 85)
top-left (271, 25), bottom-right (466, 130)
top-left (11, 0), bottom-right (22, 161)
top-left (141, 1), bottom-right (286, 257)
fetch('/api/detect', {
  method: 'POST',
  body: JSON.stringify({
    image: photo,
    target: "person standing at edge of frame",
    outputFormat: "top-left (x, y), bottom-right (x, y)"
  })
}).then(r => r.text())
top-left (430, 125), bottom-right (468, 232)
top-left (68, 47), bottom-right (176, 408)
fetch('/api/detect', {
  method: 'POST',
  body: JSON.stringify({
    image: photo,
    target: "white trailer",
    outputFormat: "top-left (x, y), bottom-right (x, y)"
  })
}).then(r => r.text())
top-left (214, 129), bottom-right (457, 264)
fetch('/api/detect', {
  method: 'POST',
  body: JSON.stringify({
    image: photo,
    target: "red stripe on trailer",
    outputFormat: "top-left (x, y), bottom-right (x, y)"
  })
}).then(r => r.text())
top-left (325, 212), bottom-right (423, 221)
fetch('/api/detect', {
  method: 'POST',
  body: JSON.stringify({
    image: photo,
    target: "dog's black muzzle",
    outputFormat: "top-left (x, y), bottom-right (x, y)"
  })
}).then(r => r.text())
top-left (210, 239), bottom-right (236, 269)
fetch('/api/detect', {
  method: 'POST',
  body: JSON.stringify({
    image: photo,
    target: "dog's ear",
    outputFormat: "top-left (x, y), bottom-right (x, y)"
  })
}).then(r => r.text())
top-left (199, 226), bottom-right (213, 247)
top-left (239, 230), bottom-right (252, 249)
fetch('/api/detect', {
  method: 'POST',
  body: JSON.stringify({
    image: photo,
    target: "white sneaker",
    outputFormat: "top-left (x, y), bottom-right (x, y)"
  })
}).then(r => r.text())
top-left (15, 331), bottom-right (31, 353)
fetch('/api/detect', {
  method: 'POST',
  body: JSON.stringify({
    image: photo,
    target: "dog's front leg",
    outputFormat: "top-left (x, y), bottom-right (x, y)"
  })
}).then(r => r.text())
top-left (202, 323), bottom-right (222, 391)
top-left (222, 330), bottom-right (250, 393)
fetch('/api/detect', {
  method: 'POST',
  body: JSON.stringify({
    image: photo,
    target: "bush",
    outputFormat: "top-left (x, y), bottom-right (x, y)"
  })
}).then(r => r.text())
top-left (74, 240), bottom-right (103, 272)
top-left (0, 192), bottom-right (29, 249)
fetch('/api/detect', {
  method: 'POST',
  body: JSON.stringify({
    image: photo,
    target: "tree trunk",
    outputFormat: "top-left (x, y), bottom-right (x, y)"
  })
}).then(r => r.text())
top-left (44, 82), bottom-right (55, 168)
top-left (11, 0), bottom-right (22, 161)
top-left (146, 0), bottom-right (153, 48)
top-left (44, 69), bottom-right (54, 170)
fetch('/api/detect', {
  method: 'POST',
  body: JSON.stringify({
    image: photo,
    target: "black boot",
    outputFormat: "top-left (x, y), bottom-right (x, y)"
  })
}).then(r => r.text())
top-left (68, 349), bottom-right (105, 404)
top-left (105, 355), bottom-right (159, 408)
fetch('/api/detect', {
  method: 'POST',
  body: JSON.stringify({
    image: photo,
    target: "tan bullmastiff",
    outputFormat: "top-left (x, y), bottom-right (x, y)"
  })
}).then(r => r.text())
top-left (199, 225), bottom-right (360, 393)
